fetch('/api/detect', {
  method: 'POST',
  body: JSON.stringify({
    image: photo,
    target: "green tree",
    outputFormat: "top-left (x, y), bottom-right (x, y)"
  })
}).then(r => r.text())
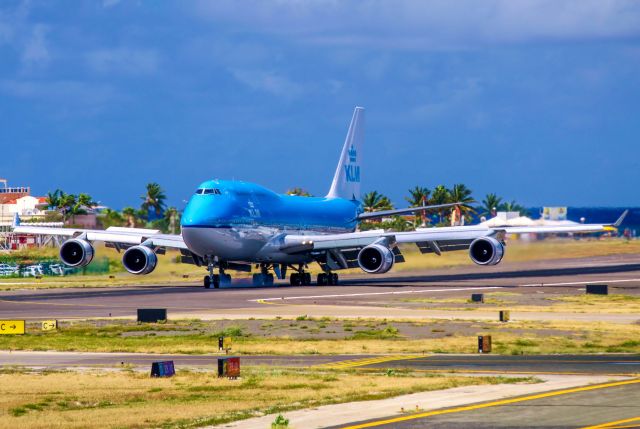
top-left (448, 183), bottom-right (476, 217)
top-left (164, 206), bottom-right (180, 234)
top-left (405, 186), bottom-right (430, 227)
top-left (382, 216), bottom-right (413, 232)
top-left (361, 191), bottom-right (393, 213)
top-left (480, 193), bottom-right (503, 218)
top-left (141, 183), bottom-right (167, 217)
top-left (501, 200), bottom-right (528, 216)
top-left (122, 207), bottom-right (138, 228)
top-left (99, 208), bottom-right (125, 229)
top-left (286, 187), bottom-right (312, 197)
top-left (45, 189), bottom-right (62, 210)
top-left (58, 192), bottom-right (77, 222)
top-left (430, 185), bottom-right (451, 223)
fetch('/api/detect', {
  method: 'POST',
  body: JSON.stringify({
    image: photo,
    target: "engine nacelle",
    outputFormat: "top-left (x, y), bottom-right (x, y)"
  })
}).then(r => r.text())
top-left (59, 239), bottom-right (94, 267)
top-left (122, 245), bottom-right (158, 275)
top-left (357, 243), bottom-right (395, 274)
top-left (469, 237), bottom-right (504, 266)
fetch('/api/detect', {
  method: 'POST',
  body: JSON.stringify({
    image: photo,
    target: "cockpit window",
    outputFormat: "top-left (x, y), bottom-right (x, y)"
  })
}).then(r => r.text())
top-left (196, 188), bottom-right (222, 195)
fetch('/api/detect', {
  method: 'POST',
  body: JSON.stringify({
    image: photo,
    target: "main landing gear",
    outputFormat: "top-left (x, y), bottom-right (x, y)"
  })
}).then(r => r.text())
top-left (288, 264), bottom-right (338, 286)
top-left (252, 264), bottom-right (275, 287)
top-left (317, 272), bottom-right (339, 286)
top-left (204, 260), bottom-right (231, 289)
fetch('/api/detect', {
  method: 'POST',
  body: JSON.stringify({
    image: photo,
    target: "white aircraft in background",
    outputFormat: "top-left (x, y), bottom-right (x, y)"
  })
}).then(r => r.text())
top-left (14, 107), bottom-right (627, 288)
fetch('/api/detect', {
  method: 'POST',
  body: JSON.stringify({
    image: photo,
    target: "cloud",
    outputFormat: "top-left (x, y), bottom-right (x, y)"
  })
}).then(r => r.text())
top-left (230, 69), bottom-right (304, 98)
top-left (21, 24), bottom-right (50, 67)
top-left (193, 0), bottom-right (640, 49)
top-left (86, 48), bottom-right (160, 75)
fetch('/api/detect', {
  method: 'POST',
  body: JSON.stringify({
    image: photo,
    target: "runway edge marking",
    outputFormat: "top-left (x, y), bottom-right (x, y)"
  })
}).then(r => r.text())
top-left (338, 378), bottom-right (640, 429)
top-left (580, 416), bottom-right (640, 429)
top-left (250, 287), bottom-right (503, 303)
top-left (313, 355), bottom-right (424, 369)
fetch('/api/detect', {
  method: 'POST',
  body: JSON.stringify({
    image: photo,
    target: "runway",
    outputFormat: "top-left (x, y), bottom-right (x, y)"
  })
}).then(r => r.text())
top-left (1, 351), bottom-right (639, 376)
top-left (1, 254), bottom-right (640, 321)
top-left (331, 379), bottom-right (640, 429)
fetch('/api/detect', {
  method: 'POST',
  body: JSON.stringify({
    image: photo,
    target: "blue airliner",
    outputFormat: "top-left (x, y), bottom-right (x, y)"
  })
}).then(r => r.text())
top-left (15, 107), bottom-right (624, 288)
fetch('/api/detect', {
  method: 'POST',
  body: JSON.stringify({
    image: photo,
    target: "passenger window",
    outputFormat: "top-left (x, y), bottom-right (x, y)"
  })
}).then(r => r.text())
top-left (195, 189), bottom-right (204, 194)
top-left (203, 189), bottom-right (214, 194)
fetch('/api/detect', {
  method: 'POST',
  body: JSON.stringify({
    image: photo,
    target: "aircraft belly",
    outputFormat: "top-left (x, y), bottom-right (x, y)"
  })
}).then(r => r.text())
top-left (181, 227), bottom-right (265, 260)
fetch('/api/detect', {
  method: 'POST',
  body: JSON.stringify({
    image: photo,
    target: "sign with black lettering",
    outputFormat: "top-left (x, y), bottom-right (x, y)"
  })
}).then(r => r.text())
top-left (42, 320), bottom-right (58, 331)
top-left (0, 320), bottom-right (25, 335)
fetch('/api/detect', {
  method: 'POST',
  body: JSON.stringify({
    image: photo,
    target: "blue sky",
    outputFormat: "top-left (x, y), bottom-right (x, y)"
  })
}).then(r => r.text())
top-left (1, 0), bottom-right (639, 209)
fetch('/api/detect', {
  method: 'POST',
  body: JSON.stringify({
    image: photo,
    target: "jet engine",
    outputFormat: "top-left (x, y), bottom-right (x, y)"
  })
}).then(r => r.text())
top-left (357, 243), bottom-right (395, 274)
top-left (469, 237), bottom-right (504, 266)
top-left (122, 245), bottom-right (158, 275)
top-left (59, 239), bottom-right (94, 267)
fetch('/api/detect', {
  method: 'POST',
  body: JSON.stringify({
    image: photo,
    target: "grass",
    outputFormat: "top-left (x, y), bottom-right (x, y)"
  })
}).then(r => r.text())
top-left (2, 239), bottom-right (639, 290)
top-left (0, 368), bottom-right (523, 429)
top-left (2, 318), bottom-right (640, 355)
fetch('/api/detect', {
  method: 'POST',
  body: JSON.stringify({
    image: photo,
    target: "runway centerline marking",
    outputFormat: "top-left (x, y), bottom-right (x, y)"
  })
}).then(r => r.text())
top-left (519, 278), bottom-right (640, 287)
top-left (250, 287), bottom-right (503, 303)
top-left (312, 355), bottom-right (424, 369)
top-left (338, 378), bottom-right (640, 429)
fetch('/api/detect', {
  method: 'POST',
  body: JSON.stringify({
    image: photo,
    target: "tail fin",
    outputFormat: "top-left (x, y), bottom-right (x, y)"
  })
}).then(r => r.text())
top-left (12, 213), bottom-right (20, 228)
top-left (326, 106), bottom-right (364, 200)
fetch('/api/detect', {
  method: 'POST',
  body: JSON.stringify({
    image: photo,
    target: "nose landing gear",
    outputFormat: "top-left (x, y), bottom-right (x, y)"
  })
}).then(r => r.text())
top-left (204, 259), bottom-right (231, 289)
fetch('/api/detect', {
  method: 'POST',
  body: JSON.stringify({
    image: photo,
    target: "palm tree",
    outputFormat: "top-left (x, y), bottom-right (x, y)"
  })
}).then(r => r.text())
top-left (122, 207), bottom-right (138, 228)
top-left (58, 192), bottom-right (77, 222)
top-left (164, 207), bottom-right (180, 234)
top-left (141, 183), bottom-right (167, 218)
top-left (480, 193), bottom-right (503, 218)
top-left (430, 185), bottom-right (451, 223)
top-left (77, 193), bottom-right (97, 210)
top-left (361, 191), bottom-right (394, 213)
top-left (405, 186), bottom-right (430, 227)
top-left (46, 189), bottom-right (62, 210)
top-left (99, 208), bottom-right (125, 228)
top-left (501, 200), bottom-right (528, 216)
top-left (286, 187), bottom-right (312, 197)
top-left (449, 184), bottom-right (476, 217)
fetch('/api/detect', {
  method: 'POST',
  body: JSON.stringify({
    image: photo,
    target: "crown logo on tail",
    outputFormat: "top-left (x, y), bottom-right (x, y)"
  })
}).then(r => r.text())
top-left (348, 145), bottom-right (357, 163)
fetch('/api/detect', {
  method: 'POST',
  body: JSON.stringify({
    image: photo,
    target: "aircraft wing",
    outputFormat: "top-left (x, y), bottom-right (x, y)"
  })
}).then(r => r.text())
top-left (280, 211), bottom-right (626, 270)
top-left (357, 203), bottom-right (459, 221)
top-left (12, 225), bottom-right (188, 250)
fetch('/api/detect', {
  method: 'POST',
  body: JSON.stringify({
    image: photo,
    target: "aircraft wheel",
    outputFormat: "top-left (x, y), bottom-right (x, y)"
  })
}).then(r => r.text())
top-left (212, 274), bottom-right (220, 289)
top-left (290, 273), bottom-right (301, 286)
top-left (317, 273), bottom-right (327, 286)
top-left (204, 275), bottom-right (211, 289)
top-left (253, 273), bottom-right (264, 287)
top-left (303, 273), bottom-right (311, 285)
top-left (332, 273), bottom-right (339, 285)
top-left (265, 274), bottom-right (275, 286)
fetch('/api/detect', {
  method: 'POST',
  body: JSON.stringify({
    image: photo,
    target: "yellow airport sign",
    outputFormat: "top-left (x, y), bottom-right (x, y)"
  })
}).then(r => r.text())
top-left (42, 320), bottom-right (58, 331)
top-left (0, 320), bottom-right (25, 335)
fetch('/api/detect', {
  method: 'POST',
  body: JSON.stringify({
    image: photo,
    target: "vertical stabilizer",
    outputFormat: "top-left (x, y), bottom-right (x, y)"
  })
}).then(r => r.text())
top-left (326, 106), bottom-right (364, 200)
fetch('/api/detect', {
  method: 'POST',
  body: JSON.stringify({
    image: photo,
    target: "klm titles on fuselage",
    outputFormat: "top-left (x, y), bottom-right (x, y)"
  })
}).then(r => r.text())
top-left (344, 145), bottom-right (360, 183)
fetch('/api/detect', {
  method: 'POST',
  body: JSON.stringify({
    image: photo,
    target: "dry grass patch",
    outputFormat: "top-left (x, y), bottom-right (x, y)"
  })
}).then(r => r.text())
top-left (0, 368), bottom-right (518, 429)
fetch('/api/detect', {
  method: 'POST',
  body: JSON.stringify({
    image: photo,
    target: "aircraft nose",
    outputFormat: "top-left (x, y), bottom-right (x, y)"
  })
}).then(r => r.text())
top-left (181, 197), bottom-right (204, 227)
